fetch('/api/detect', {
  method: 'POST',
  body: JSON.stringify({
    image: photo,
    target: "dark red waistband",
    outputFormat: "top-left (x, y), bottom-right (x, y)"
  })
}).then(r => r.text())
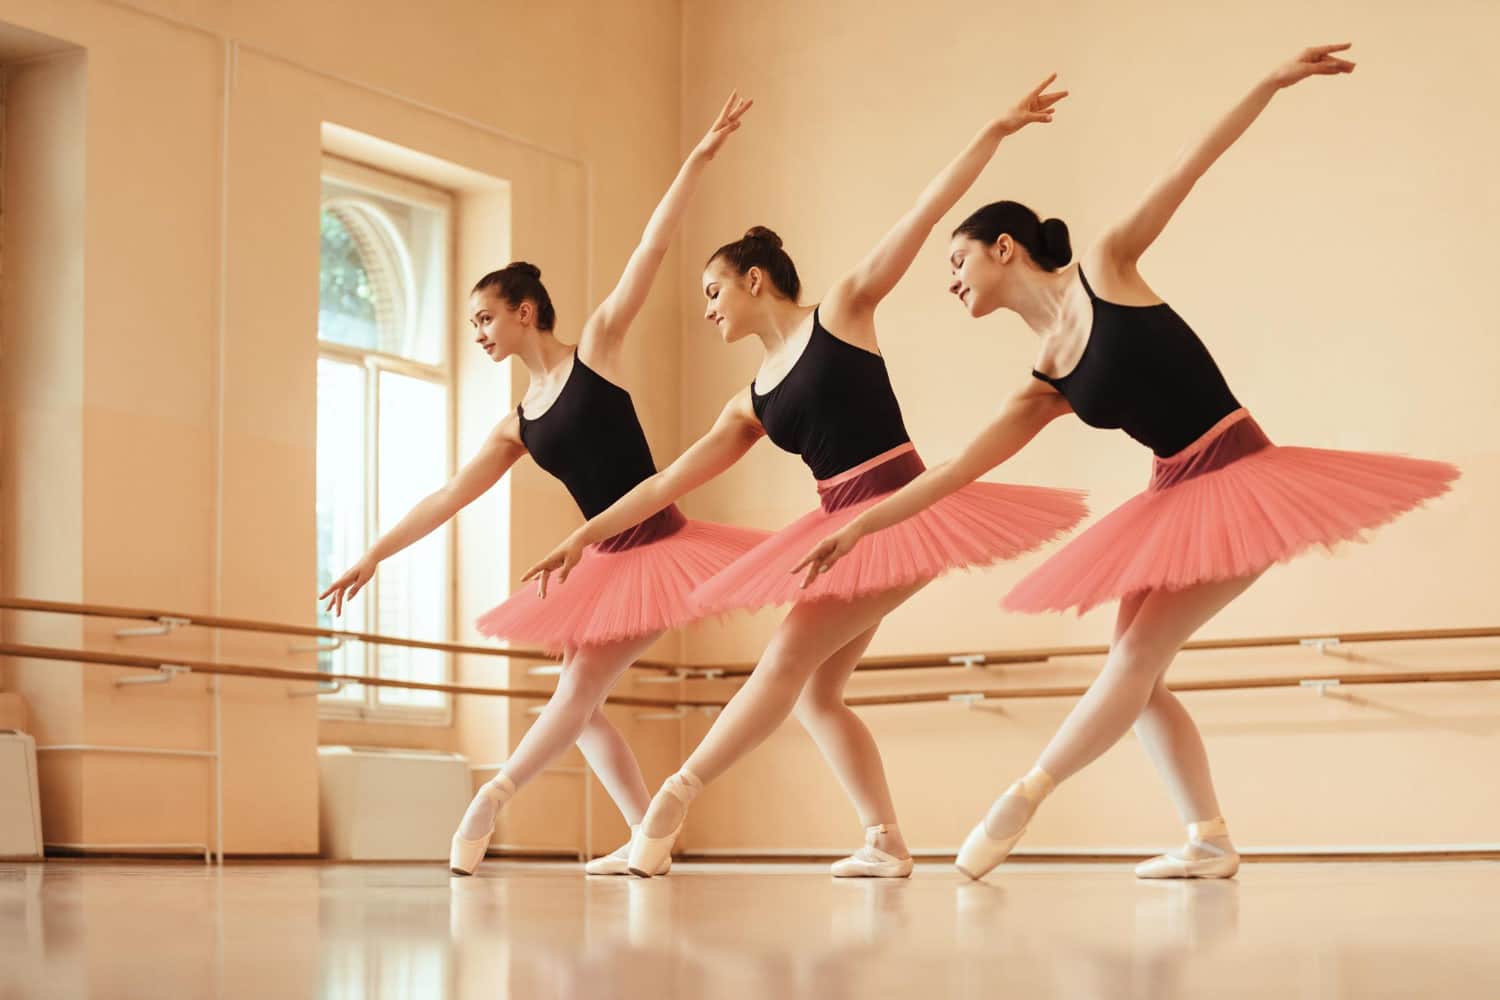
top-left (1149, 410), bottom-right (1272, 491)
top-left (597, 504), bottom-right (687, 553)
top-left (816, 449), bottom-right (926, 513)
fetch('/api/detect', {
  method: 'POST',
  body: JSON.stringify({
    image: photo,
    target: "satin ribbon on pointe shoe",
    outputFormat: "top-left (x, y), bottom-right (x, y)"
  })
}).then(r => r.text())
top-left (1135, 817), bottom-right (1240, 879)
top-left (831, 824), bottom-right (914, 878)
top-left (954, 768), bottom-right (1055, 881)
top-left (587, 826), bottom-right (672, 876)
top-left (628, 771), bottom-right (701, 878)
top-left (449, 773), bottom-right (517, 876)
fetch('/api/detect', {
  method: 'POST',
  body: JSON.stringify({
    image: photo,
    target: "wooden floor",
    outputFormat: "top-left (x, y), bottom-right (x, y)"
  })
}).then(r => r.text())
top-left (3, 858), bottom-right (1496, 998)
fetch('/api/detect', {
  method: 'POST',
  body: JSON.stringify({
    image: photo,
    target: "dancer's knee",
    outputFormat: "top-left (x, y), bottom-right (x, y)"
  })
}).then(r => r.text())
top-left (581, 705), bottom-right (611, 733)
top-left (1112, 632), bottom-right (1176, 680)
top-left (1133, 680), bottom-right (1177, 732)
top-left (792, 685), bottom-right (846, 727)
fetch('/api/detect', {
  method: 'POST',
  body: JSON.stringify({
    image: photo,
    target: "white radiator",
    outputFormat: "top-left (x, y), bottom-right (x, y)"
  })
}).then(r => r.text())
top-left (0, 731), bottom-right (44, 860)
top-left (317, 746), bottom-right (472, 861)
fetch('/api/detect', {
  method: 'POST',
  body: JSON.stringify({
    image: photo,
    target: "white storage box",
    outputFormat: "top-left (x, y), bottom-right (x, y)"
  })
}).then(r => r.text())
top-left (0, 730), bottom-right (44, 860)
top-left (317, 746), bottom-right (472, 861)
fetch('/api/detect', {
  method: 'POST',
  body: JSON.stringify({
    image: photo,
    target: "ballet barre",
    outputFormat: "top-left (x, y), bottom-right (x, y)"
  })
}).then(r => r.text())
top-left (14, 596), bottom-right (1490, 687)
top-left (0, 641), bottom-right (715, 709)
top-left (842, 667), bottom-right (1500, 709)
top-left (0, 596), bottom-right (680, 671)
top-left (691, 624), bottom-right (1500, 678)
top-left (5, 599), bottom-right (1496, 710)
top-left (5, 599), bottom-right (1496, 867)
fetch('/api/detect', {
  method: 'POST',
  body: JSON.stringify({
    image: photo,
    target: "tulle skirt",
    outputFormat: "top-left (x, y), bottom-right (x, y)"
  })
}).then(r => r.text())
top-left (690, 443), bottom-right (1089, 616)
top-left (1002, 408), bottom-right (1460, 615)
top-left (475, 506), bottom-right (771, 652)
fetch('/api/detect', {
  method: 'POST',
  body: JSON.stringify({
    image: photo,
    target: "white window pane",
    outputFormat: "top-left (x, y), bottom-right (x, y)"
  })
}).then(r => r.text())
top-left (316, 357), bottom-right (369, 697)
top-left (375, 371), bottom-right (449, 709)
top-left (320, 178), bottom-right (447, 367)
top-left (318, 208), bottom-right (381, 352)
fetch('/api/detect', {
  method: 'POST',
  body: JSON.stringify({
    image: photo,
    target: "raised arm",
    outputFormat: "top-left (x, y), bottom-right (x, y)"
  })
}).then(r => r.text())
top-left (1098, 43), bottom-right (1355, 266)
top-left (828, 75), bottom-right (1067, 319)
top-left (521, 391), bottom-right (764, 596)
top-left (792, 376), bottom-right (1070, 586)
top-left (580, 92), bottom-right (753, 370)
top-left (320, 414), bottom-right (526, 616)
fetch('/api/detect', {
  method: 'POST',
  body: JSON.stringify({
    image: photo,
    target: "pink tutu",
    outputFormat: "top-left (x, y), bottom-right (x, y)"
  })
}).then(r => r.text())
top-left (475, 506), bottom-right (770, 652)
top-left (1003, 408), bottom-right (1460, 615)
top-left (690, 443), bottom-right (1089, 616)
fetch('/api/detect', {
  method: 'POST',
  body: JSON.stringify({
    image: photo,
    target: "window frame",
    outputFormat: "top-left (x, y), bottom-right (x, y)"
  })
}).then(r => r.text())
top-left (316, 154), bottom-right (457, 726)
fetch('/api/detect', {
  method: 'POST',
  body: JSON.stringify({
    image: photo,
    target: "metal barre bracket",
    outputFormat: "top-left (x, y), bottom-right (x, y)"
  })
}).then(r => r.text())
top-left (948, 654), bottom-right (988, 669)
top-left (637, 669), bottom-right (691, 685)
top-left (1299, 678), bottom-right (1343, 697)
top-left (115, 664), bottom-right (191, 687)
top-left (115, 616), bottom-right (192, 639)
top-left (288, 680), bottom-right (345, 698)
top-left (289, 637), bottom-right (345, 654)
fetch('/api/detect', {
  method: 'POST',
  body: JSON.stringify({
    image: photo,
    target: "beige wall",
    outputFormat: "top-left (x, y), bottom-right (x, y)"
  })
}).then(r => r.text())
top-left (1, 43), bottom-right (87, 842)
top-left (671, 0), bottom-right (1500, 852)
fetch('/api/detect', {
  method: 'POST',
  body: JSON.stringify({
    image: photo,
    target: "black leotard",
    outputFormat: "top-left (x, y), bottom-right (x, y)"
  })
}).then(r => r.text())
top-left (1032, 268), bottom-right (1241, 458)
top-left (751, 308), bottom-right (912, 480)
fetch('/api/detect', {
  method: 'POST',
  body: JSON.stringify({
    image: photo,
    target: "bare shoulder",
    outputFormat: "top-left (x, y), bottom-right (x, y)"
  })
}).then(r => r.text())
top-left (721, 386), bottom-right (765, 432)
top-left (1077, 246), bottom-right (1164, 307)
top-left (575, 331), bottom-right (629, 388)
top-left (816, 277), bottom-right (883, 353)
top-left (493, 410), bottom-right (528, 449)
top-left (1015, 369), bottom-right (1073, 416)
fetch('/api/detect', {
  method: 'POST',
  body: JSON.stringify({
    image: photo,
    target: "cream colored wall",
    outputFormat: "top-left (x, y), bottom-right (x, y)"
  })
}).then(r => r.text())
top-left (0, 0), bottom-right (687, 856)
top-left (1, 46), bottom-right (87, 843)
top-left (673, 0), bottom-right (1500, 852)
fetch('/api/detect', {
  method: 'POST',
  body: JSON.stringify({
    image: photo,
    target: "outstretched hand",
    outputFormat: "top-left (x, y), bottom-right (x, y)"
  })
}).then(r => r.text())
top-left (1268, 43), bottom-right (1356, 89)
top-left (992, 73), bottom-right (1069, 138)
top-left (520, 536), bottom-right (587, 600)
top-left (693, 90), bottom-right (754, 161)
top-left (320, 558), bottom-right (376, 617)
top-left (789, 526), bottom-right (864, 590)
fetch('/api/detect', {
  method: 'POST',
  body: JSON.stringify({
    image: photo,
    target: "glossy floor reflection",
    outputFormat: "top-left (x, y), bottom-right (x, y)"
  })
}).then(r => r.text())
top-left (3, 859), bottom-right (1497, 998)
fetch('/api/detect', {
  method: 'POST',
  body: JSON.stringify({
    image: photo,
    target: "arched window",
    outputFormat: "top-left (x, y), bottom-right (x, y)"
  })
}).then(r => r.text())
top-left (316, 157), bottom-right (453, 721)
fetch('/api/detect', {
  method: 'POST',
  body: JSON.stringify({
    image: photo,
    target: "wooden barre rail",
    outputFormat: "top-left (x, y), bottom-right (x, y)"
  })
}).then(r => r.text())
top-left (9, 597), bottom-right (1497, 678)
top-left (693, 625), bottom-right (1500, 678)
top-left (4, 597), bottom-right (1497, 700)
top-left (0, 642), bottom-right (720, 709)
top-left (4, 641), bottom-right (1497, 710)
top-left (0, 597), bottom-right (678, 671)
top-left (845, 668), bottom-right (1500, 707)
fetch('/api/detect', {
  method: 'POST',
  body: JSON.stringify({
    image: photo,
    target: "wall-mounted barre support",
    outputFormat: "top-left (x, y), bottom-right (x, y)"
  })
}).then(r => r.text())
top-left (115, 615), bottom-right (192, 639)
top-left (115, 663), bottom-right (191, 687)
top-left (1299, 678), bottom-right (1343, 698)
top-left (288, 679), bottom-right (345, 698)
top-left (289, 637), bottom-right (344, 654)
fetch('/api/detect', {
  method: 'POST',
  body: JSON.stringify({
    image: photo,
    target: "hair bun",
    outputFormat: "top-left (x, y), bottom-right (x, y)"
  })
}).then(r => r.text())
top-left (1038, 218), bottom-right (1073, 267)
top-left (506, 261), bottom-right (542, 279)
top-left (743, 226), bottom-right (783, 248)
